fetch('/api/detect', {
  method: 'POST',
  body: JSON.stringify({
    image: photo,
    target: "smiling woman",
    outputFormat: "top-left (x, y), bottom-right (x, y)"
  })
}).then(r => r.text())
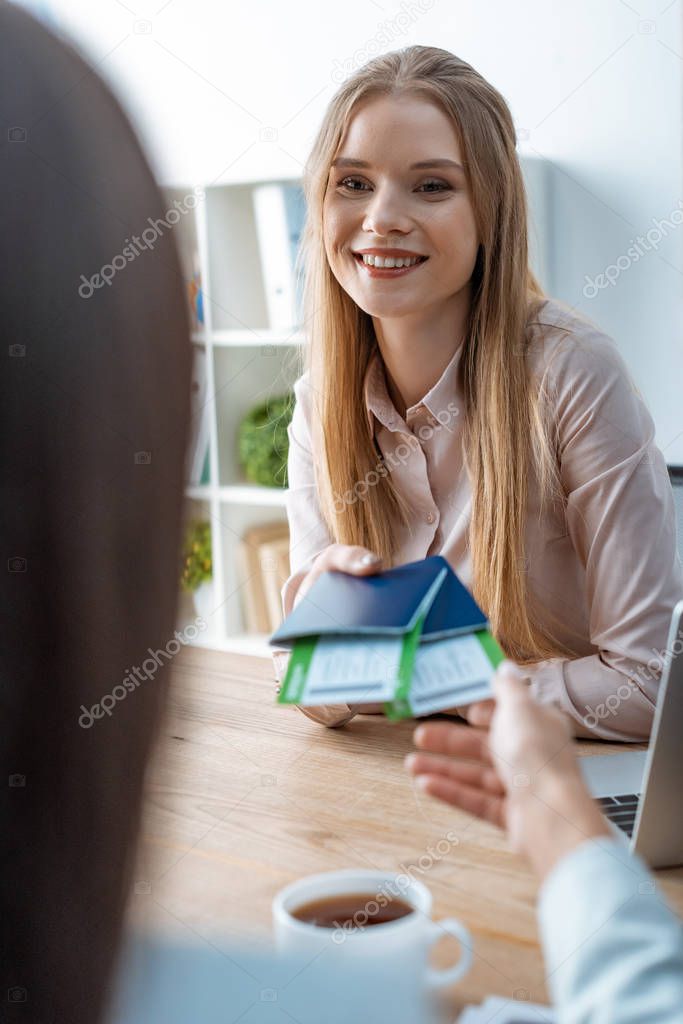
top-left (274, 45), bottom-right (683, 739)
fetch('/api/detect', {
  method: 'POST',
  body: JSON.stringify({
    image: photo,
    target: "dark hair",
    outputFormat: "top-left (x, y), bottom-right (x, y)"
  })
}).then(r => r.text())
top-left (1, 3), bottom-right (192, 1021)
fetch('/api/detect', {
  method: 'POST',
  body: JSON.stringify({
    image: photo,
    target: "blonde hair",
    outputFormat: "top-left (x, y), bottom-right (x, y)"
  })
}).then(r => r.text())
top-left (295, 45), bottom-right (577, 663)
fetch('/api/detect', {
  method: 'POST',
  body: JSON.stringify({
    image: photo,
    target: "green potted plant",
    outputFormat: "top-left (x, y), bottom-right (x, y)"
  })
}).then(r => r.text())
top-left (180, 519), bottom-right (213, 623)
top-left (238, 393), bottom-right (293, 488)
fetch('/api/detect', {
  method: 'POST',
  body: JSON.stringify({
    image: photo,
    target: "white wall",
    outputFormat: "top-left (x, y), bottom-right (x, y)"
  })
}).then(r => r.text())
top-left (26, 0), bottom-right (683, 460)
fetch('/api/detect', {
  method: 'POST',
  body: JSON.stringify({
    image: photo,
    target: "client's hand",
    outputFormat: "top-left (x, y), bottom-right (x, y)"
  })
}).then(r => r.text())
top-left (405, 661), bottom-right (611, 882)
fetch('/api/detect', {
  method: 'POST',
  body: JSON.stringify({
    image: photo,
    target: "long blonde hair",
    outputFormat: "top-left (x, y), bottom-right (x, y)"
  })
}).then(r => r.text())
top-left (295, 45), bottom-right (577, 664)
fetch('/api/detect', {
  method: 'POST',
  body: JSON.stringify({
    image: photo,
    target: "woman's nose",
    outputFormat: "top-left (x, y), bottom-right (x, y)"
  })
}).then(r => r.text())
top-left (361, 186), bottom-right (413, 237)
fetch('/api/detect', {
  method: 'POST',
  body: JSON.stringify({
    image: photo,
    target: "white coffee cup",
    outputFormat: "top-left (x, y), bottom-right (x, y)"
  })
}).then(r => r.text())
top-left (272, 868), bottom-right (472, 991)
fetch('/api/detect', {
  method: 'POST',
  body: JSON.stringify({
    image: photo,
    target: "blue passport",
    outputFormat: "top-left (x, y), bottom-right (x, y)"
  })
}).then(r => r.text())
top-left (269, 555), bottom-right (487, 649)
top-left (271, 556), bottom-right (502, 719)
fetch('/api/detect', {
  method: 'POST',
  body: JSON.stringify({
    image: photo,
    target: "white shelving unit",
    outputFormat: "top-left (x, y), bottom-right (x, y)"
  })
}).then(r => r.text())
top-left (167, 180), bottom-right (304, 656)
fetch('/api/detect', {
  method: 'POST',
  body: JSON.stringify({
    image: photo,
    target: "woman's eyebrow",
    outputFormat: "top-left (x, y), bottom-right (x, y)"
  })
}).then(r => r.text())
top-left (331, 157), bottom-right (463, 171)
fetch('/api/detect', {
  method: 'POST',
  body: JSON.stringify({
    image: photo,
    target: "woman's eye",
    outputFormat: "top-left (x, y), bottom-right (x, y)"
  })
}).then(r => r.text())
top-left (336, 177), bottom-right (451, 194)
top-left (419, 179), bottom-right (450, 193)
top-left (337, 176), bottom-right (370, 192)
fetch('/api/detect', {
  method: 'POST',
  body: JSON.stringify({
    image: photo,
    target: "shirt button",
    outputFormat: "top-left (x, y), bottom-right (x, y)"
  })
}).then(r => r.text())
top-left (425, 511), bottom-right (435, 524)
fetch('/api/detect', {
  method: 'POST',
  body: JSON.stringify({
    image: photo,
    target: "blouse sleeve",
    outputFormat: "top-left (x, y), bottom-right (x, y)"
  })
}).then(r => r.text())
top-left (524, 327), bottom-right (683, 741)
top-left (272, 373), bottom-right (358, 727)
top-left (280, 371), bottom-right (335, 618)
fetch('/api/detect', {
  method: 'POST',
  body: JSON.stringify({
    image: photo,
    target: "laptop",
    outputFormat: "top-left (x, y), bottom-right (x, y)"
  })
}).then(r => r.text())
top-left (579, 599), bottom-right (683, 868)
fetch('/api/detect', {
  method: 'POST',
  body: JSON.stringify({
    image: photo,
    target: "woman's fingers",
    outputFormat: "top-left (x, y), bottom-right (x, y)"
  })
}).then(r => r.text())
top-left (320, 544), bottom-right (382, 577)
top-left (296, 544), bottom-right (383, 603)
top-left (413, 720), bottom-right (494, 765)
top-left (414, 773), bottom-right (506, 829)
top-left (331, 545), bottom-right (383, 573)
top-left (405, 751), bottom-right (505, 795)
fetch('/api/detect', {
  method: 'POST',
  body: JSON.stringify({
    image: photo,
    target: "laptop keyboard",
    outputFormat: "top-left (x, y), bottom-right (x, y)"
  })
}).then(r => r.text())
top-left (595, 793), bottom-right (640, 837)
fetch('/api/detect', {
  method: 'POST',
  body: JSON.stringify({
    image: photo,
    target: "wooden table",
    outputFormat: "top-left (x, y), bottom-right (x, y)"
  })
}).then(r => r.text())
top-left (129, 646), bottom-right (683, 1017)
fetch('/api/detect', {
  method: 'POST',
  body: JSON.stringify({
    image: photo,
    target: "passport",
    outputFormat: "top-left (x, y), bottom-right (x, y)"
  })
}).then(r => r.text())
top-left (270, 556), bottom-right (504, 719)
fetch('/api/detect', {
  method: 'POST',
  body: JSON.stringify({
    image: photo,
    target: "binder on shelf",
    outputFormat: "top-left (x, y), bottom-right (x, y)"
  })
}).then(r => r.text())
top-left (252, 182), bottom-right (306, 331)
top-left (187, 348), bottom-right (211, 487)
top-left (187, 248), bottom-right (204, 332)
top-left (198, 447), bottom-right (210, 487)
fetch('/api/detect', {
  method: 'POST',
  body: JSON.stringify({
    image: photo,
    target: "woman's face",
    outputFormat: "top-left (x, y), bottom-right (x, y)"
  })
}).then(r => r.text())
top-left (322, 93), bottom-right (480, 321)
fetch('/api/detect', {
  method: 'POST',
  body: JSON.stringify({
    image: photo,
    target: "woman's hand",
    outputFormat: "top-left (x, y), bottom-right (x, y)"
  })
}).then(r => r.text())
top-left (291, 544), bottom-right (384, 726)
top-left (405, 661), bottom-right (611, 882)
top-left (293, 543), bottom-right (383, 608)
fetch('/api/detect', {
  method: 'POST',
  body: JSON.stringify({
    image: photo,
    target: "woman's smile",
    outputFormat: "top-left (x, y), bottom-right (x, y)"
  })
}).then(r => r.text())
top-left (352, 250), bottom-right (429, 279)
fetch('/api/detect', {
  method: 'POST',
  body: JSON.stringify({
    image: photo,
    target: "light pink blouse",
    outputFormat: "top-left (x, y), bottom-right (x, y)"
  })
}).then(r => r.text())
top-left (273, 297), bottom-right (683, 740)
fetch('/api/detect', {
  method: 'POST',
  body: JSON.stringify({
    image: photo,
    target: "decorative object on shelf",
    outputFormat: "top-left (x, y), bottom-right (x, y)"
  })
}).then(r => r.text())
top-left (180, 519), bottom-right (214, 624)
top-left (237, 521), bottom-right (291, 633)
top-left (191, 578), bottom-right (214, 625)
top-left (237, 393), bottom-right (293, 488)
top-left (180, 519), bottom-right (212, 591)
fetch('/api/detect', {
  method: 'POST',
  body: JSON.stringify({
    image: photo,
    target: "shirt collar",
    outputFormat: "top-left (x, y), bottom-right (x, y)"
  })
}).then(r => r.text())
top-left (362, 340), bottom-right (463, 435)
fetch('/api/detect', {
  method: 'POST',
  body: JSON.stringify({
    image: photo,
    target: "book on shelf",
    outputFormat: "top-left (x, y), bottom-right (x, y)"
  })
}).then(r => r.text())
top-left (258, 534), bottom-right (291, 630)
top-left (237, 521), bottom-right (291, 633)
top-left (187, 347), bottom-right (211, 487)
top-left (252, 182), bottom-right (306, 331)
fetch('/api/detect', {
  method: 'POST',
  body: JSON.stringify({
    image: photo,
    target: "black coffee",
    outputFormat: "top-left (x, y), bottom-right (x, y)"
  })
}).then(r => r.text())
top-left (291, 892), bottom-right (414, 929)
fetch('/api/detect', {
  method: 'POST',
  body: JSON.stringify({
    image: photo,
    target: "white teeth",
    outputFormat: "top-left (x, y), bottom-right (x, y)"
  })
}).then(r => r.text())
top-left (359, 253), bottom-right (424, 268)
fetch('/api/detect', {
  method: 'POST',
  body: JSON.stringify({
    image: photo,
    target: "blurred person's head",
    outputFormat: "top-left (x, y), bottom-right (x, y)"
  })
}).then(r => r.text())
top-left (299, 45), bottom-right (574, 665)
top-left (1, 2), bottom-right (192, 1021)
